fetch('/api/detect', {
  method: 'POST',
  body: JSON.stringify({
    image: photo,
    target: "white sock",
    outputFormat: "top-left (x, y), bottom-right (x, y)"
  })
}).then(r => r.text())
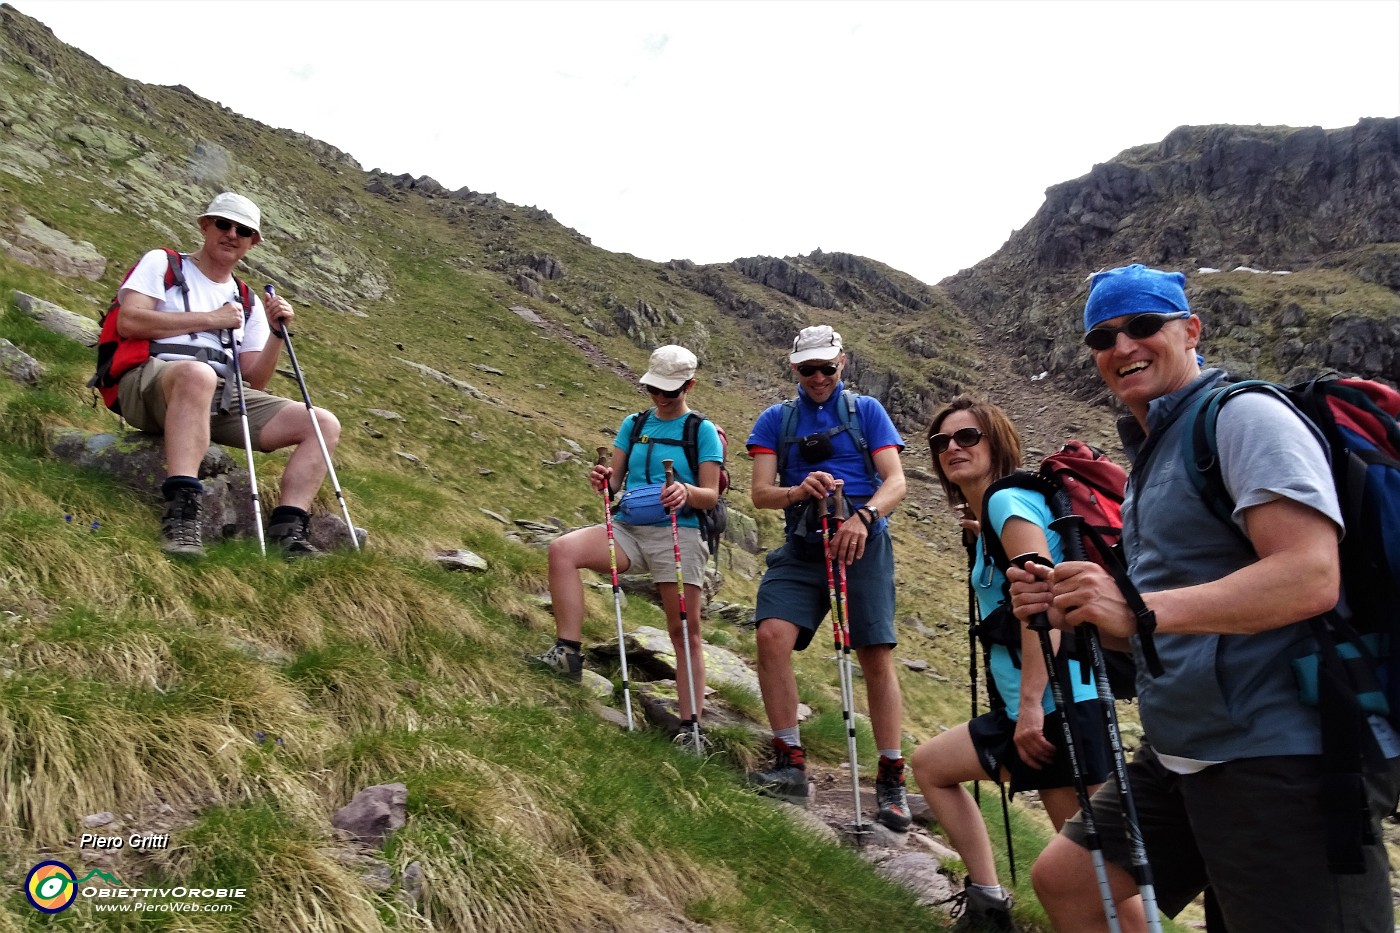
top-left (968, 882), bottom-right (1005, 899)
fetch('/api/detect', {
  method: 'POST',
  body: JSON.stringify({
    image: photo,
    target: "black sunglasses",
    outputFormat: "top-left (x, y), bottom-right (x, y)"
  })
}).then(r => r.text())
top-left (1083, 312), bottom-right (1189, 351)
top-left (797, 363), bottom-right (839, 377)
top-left (212, 217), bottom-right (256, 239)
top-left (645, 385), bottom-right (683, 399)
top-left (929, 427), bottom-right (985, 454)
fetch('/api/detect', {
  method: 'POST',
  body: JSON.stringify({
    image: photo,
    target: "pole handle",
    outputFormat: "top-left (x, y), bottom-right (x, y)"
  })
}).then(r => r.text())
top-left (832, 479), bottom-right (847, 521)
top-left (1011, 551), bottom-right (1055, 633)
top-left (264, 283), bottom-right (293, 339)
top-left (662, 458), bottom-right (675, 484)
top-left (595, 446), bottom-right (608, 466)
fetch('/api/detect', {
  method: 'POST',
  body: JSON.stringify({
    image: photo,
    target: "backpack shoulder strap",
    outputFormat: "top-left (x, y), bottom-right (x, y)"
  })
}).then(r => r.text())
top-left (838, 389), bottom-right (878, 480)
top-left (777, 398), bottom-right (799, 477)
top-left (232, 275), bottom-right (254, 319)
top-left (979, 471), bottom-right (1056, 574)
top-left (681, 412), bottom-right (704, 479)
top-left (1184, 380), bottom-right (1310, 545)
top-left (160, 249), bottom-right (192, 313)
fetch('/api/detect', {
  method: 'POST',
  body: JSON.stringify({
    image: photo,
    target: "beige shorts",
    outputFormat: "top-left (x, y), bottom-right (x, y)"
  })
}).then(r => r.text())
top-left (612, 522), bottom-right (708, 587)
top-left (116, 358), bottom-right (295, 449)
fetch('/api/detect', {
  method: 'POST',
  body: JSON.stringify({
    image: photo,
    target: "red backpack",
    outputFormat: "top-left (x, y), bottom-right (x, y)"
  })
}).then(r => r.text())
top-left (978, 441), bottom-right (1153, 699)
top-left (88, 248), bottom-right (253, 415)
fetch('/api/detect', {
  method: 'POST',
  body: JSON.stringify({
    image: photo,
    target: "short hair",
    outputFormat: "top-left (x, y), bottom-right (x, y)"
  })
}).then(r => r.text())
top-left (926, 396), bottom-right (1023, 507)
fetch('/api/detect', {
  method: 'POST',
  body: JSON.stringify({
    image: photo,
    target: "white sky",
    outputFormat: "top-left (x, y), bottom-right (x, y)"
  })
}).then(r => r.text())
top-left (16, 0), bottom-right (1400, 285)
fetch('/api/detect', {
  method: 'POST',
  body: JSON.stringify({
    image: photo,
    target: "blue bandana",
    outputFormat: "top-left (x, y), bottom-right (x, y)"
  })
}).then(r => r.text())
top-left (1084, 264), bottom-right (1189, 331)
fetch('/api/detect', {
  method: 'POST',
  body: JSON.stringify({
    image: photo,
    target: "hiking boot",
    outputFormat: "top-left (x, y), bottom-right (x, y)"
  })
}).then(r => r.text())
top-left (535, 643), bottom-right (583, 683)
top-left (267, 514), bottom-right (324, 559)
top-left (160, 487), bottom-right (204, 558)
top-left (747, 737), bottom-right (810, 807)
top-left (875, 755), bottom-right (912, 832)
top-left (673, 728), bottom-right (710, 756)
top-left (950, 885), bottom-right (1014, 932)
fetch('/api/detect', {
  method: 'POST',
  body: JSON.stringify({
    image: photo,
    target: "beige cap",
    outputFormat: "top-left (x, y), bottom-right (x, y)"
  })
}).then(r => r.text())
top-left (199, 192), bottom-right (261, 235)
top-left (639, 345), bottom-right (697, 391)
top-left (790, 325), bottom-right (843, 364)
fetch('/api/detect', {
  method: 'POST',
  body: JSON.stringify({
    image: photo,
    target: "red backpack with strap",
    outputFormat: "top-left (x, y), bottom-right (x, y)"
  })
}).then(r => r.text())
top-left (978, 441), bottom-right (1150, 699)
top-left (88, 249), bottom-right (253, 415)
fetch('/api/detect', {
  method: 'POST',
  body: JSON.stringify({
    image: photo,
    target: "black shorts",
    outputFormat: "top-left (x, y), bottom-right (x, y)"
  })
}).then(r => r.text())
top-left (967, 699), bottom-right (1111, 794)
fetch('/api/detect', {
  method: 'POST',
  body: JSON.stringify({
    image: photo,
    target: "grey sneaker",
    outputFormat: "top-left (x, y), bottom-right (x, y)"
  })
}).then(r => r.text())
top-left (160, 488), bottom-right (204, 557)
top-left (746, 738), bottom-right (809, 807)
top-left (950, 884), bottom-right (1014, 932)
top-left (875, 755), bottom-right (912, 832)
top-left (536, 643), bottom-right (583, 683)
top-left (267, 514), bottom-right (324, 559)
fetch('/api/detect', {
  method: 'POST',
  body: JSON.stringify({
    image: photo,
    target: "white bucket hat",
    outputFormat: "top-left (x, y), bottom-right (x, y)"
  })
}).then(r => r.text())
top-left (790, 325), bottom-right (843, 364)
top-left (199, 192), bottom-right (261, 237)
top-left (639, 345), bottom-right (697, 392)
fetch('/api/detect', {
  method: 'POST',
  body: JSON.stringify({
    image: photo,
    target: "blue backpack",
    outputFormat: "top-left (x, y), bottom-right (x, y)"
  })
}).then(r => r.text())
top-left (1182, 375), bottom-right (1400, 874)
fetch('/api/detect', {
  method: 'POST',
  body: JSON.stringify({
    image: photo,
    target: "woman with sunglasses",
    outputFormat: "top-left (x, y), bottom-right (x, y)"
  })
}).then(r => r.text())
top-left (540, 345), bottom-right (722, 741)
top-left (910, 397), bottom-right (1109, 932)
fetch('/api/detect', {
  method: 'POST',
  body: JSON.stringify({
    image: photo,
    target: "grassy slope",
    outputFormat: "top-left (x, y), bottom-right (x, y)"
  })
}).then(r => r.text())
top-left (0, 8), bottom-right (1029, 931)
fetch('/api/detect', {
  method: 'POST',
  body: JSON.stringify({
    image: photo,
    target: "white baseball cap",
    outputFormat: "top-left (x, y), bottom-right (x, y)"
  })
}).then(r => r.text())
top-left (199, 192), bottom-right (261, 237)
top-left (639, 345), bottom-right (698, 392)
top-left (790, 325), bottom-right (843, 364)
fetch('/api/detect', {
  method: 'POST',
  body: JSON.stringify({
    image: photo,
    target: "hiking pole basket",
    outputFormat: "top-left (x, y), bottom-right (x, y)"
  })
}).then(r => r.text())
top-left (1013, 552), bottom-right (1123, 932)
top-left (662, 460), bottom-right (702, 753)
top-left (264, 285), bottom-right (359, 551)
top-left (598, 447), bottom-right (634, 731)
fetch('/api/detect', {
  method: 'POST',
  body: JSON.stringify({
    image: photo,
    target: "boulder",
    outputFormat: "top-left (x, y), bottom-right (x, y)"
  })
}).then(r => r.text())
top-left (331, 783), bottom-right (408, 847)
top-left (11, 290), bottom-right (101, 345)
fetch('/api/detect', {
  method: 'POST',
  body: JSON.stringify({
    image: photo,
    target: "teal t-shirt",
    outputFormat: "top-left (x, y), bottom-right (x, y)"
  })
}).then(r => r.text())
top-left (975, 486), bottom-right (1100, 717)
top-left (616, 410), bottom-right (723, 529)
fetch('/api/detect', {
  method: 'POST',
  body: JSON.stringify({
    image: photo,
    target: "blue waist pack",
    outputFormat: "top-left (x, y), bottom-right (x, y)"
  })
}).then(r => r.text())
top-left (616, 483), bottom-right (668, 526)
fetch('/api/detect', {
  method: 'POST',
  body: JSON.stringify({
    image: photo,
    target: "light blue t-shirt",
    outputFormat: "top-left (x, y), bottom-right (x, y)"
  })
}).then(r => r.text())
top-left (615, 409), bottom-right (723, 529)
top-left (975, 486), bottom-right (1099, 718)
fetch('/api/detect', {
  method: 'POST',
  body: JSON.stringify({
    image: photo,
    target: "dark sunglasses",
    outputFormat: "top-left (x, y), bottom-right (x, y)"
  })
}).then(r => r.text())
top-left (212, 217), bottom-right (256, 239)
top-left (797, 363), bottom-right (839, 377)
top-left (645, 384), bottom-right (683, 399)
top-left (929, 427), bottom-right (985, 454)
top-left (1083, 312), bottom-right (1189, 351)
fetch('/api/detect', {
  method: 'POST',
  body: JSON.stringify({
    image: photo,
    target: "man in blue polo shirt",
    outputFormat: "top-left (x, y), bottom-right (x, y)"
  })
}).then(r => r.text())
top-left (745, 325), bottom-right (910, 830)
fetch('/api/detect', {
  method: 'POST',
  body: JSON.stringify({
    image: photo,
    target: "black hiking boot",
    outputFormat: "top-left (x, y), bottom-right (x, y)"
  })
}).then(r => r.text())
top-left (267, 513), bottom-right (324, 559)
top-left (875, 755), bottom-right (912, 832)
top-left (160, 487), bottom-right (204, 558)
top-left (747, 737), bottom-right (810, 807)
top-left (949, 884), bottom-right (1014, 932)
top-left (535, 643), bottom-right (584, 683)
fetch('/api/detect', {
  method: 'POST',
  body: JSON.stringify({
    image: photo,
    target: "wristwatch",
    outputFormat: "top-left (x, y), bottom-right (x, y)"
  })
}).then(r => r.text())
top-left (862, 505), bottom-right (880, 524)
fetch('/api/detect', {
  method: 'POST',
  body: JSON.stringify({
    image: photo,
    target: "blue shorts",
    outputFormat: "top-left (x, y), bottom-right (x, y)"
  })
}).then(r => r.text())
top-left (753, 529), bottom-right (896, 651)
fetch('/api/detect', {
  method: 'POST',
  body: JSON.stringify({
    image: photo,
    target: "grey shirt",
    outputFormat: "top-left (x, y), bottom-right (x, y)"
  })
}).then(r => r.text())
top-left (1121, 370), bottom-right (1341, 761)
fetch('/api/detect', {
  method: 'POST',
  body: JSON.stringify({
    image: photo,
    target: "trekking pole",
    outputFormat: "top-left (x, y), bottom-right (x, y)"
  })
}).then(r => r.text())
top-left (830, 482), bottom-right (866, 838)
top-left (1013, 552), bottom-right (1122, 933)
top-left (597, 447), bottom-right (634, 732)
top-left (223, 311), bottom-right (264, 555)
top-left (264, 285), bottom-right (359, 551)
top-left (662, 459), bottom-right (702, 754)
top-left (965, 528), bottom-right (981, 807)
top-left (1050, 516), bottom-right (1164, 933)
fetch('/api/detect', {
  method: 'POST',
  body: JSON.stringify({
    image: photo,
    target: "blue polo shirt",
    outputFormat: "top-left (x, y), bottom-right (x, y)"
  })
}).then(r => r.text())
top-left (746, 382), bottom-right (903, 535)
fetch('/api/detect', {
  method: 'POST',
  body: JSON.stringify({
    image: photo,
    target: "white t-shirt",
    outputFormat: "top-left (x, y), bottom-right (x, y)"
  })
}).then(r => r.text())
top-left (120, 250), bottom-right (270, 371)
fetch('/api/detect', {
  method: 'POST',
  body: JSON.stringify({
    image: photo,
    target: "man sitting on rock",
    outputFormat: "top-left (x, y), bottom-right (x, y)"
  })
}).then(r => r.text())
top-left (109, 192), bottom-right (341, 558)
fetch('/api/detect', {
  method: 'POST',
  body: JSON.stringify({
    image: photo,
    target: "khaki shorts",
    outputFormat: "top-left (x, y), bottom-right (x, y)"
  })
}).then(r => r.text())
top-left (612, 522), bottom-right (708, 587)
top-left (117, 358), bottom-right (295, 450)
